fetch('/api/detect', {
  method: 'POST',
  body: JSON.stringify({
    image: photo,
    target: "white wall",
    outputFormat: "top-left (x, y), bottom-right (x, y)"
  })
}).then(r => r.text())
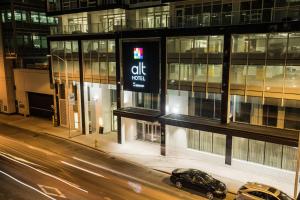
top-left (14, 69), bottom-right (53, 115)
top-left (121, 117), bottom-right (137, 143)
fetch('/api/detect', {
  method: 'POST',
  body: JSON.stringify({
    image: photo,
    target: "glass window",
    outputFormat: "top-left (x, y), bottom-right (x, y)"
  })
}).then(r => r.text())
top-left (180, 64), bottom-right (193, 81)
top-left (246, 65), bottom-right (264, 92)
top-left (41, 36), bottom-right (47, 49)
top-left (249, 34), bottom-right (266, 53)
top-left (264, 142), bottom-right (282, 168)
top-left (232, 95), bottom-right (252, 123)
top-left (194, 37), bottom-right (208, 53)
top-left (22, 11), bottom-right (27, 21)
top-left (212, 134), bottom-right (226, 156)
top-left (265, 65), bottom-right (284, 92)
top-left (209, 36), bottom-right (223, 53)
top-left (285, 64), bottom-right (300, 92)
top-left (268, 33), bottom-right (288, 59)
top-left (207, 64), bottom-right (222, 83)
top-left (168, 63), bottom-right (179, 81)
top-left (194, 64), bottom-right (207, 83)
top-left (109, 62), bottom-right (116, 78)
top-left (108, 40), bottom-right (115, 52)
top-left (288, 33), bottom-right (300, 57)
top-left (284, 106), bottom-right (300, 130)
top-left (199, 131), bottom-right (212, 152)
top-left (263, 104), bottom-right (278, 127)
top-left (233, 137), bottom-right (248, 160)
top-left (24, 35), bottom-right (29, 45)
top-left (14, 10), bottom-right (22, 21)
top-left (282, 145), bottom-right (297, 171)
top-left (248, 139), bottom-right (265, 164)
top-left (180, 38), bottom-right (193, 53)
top-left (7, 10), bottom-right (12, 21)
top-left (230, 65), bottom-right (247, 86)
top-left (31, 11), bottom-right (39, 23)
top-left (32, 35), bottom-right (41, 48)
top-left (39, 13), bottom-right (47, 24)
top-left (232, 35), bottom-right (248, 53)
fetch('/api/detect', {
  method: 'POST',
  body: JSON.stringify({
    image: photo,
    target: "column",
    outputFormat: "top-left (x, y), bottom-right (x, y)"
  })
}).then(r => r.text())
top-left (221, 32), bottom-right (232, 165)
top-left (115, 37), bottom-right (122, 144)
top-left (78, 40), bottom-right (86, 134)
top-left (160, 36), bottom-right (167, 156)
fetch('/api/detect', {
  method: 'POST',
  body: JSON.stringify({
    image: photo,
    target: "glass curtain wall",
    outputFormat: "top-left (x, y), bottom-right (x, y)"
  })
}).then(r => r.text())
top-left (82, 40), bottom-right (117, 134)
top-left (91, 9), bottom-right (126, 32)
top-left (187, 129), bottom-right (226, 156)
top-left (230, 32), bottom-right (300, 130)
top-left (232, 136), bottom-right (297, 171)
top-left (50, 41), bottom-right (82, 134)
top-left (166, 36), bottom-right (223, 119)
top-left (132, 6), bottom-right (169, 29)
top-left (171, 0), bottom-right (300, 28)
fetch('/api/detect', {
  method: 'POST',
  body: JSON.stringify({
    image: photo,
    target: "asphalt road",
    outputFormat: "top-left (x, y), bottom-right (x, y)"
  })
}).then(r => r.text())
top-left (0, 123), bottom-right (235, 200)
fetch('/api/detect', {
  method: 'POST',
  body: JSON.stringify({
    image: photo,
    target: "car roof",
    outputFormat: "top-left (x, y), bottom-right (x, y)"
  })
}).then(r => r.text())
top-left (175, 168), bottom-right (204, 174)
top-left (243, 182), bottom-right (281, 196)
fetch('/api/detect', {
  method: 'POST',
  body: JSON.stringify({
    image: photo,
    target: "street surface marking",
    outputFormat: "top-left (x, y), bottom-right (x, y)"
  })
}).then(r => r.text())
top-left (38, 184), bottom-right (66, 198)
top-left (61, 161), bottom-right (107, 179)
top-left (0, 150), bottom-right (42, 167)
top-left (73, 157), bottom-right (150, 188)
top-left (0, 170), bottom-right (56, 200)
top-left (0, 152), bottom-right (88, 193)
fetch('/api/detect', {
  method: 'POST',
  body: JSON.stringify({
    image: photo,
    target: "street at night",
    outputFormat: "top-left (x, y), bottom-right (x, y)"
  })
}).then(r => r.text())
top-left (0, 123), bottom-right (229, 200)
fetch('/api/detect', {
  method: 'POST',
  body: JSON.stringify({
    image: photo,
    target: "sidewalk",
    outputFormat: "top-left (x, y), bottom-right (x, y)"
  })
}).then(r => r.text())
top-left (0, 114), bottom-right (295, 196)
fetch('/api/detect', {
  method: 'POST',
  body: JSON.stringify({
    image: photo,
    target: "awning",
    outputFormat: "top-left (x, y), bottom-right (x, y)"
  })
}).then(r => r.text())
top-left (160, 114), bottom-right (299, 147)
top-left (113, 107), bottom-right (161, 122)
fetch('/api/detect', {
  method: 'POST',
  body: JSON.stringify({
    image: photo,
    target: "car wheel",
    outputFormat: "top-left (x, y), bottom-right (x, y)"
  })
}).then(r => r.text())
top-left (206, 192), bottom-right (214, 200)
top-left (175, 181), bottom-right (182, 189)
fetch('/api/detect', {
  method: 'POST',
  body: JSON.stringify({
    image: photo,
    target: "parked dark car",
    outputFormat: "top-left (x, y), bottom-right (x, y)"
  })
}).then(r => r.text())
top-left (170, 168), bottom-right (227, 199)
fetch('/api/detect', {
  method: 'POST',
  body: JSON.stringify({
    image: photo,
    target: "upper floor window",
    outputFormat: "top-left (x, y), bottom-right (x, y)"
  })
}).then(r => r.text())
top-left (1, 10), bottom-right (12, 23)
top-left (31, 11), bottom-right (40, 23)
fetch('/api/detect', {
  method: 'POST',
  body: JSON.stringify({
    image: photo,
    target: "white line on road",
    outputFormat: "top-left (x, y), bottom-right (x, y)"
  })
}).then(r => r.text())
top-left (0, 170), bottom-right (56, 200)
top-left (0, 152), bottom-right (88, 193)
top-left (61, 161), bottom-right (107, 179)
top-left (72, 157), bottom-right (156, 188)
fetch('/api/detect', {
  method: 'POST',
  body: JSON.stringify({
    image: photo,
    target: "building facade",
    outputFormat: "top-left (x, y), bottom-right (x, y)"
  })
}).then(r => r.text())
top-left (47, 0), bottom-right (300, 194)
top-left (0, 0), bottom-right (58, 117)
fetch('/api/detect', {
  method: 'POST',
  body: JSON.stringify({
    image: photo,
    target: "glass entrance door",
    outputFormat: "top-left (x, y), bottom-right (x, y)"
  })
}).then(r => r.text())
top-left (136, 121), bottom-right (161, 143)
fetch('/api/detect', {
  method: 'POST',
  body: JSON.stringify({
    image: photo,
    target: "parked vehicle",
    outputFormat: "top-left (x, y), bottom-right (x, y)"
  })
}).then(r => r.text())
top-left (236, 182), bottom-right (293, 200)
top-left (170, 168), bottom-right (227, 199)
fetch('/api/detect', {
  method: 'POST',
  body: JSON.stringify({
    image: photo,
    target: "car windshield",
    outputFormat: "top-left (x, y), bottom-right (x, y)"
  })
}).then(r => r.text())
top-left (202, 174), bottom-right (214, 183)
top-left (278, 192), bottom-right (293, 200)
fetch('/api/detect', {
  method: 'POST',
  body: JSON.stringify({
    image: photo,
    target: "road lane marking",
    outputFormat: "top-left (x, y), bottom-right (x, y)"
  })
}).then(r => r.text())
top-left (0, 170), bottom-right (56, 200)
top-left (61, 161), bottom-right (107, 179)
top-left (0, 151), bottom-right (42, 167)
top-left (73, 157), bottom-right (149, 186)
top-left (0, 152), bottom-right (88, 193)
top-left (38, 185), bottom-right (66, 198)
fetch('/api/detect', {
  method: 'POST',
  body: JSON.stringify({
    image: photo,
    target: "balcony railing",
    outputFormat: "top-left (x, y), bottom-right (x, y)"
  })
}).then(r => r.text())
top-left (47, 0), bottom-right (128, 12)
top-left (50, 7), bottom-right (300, 35)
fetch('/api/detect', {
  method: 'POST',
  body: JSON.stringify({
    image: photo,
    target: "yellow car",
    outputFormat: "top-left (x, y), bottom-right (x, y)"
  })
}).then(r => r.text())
top-left (236, 182), bottom-right (292, 200)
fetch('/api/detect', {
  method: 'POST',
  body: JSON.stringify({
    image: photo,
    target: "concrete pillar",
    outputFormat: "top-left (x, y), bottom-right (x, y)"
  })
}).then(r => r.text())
top-left (0, 21), bottom-right (16, 114)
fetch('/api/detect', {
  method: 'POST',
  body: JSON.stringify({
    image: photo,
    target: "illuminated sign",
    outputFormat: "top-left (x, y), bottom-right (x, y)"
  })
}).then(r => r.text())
top-left (134, 48), bottom-right (143, 60)
top-left (122, 41), bottom-right (159, 93)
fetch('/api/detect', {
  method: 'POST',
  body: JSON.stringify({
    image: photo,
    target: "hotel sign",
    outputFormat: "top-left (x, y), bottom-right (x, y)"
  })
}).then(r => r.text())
top-left (122, 41), bottom-right (159, 93)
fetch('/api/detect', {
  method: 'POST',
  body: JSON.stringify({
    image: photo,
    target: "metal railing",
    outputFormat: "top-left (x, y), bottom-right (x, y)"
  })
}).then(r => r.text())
top-left (50, 7), bottom-right (300, 35)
